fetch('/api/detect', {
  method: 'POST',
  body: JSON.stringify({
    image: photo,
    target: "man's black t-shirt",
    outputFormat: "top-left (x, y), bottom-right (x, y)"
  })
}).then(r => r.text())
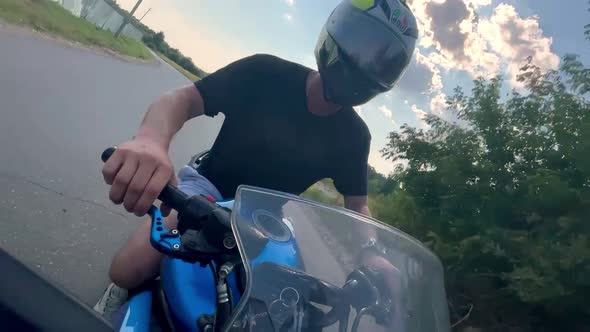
top-left (194, 54), bottom-right (371, 199)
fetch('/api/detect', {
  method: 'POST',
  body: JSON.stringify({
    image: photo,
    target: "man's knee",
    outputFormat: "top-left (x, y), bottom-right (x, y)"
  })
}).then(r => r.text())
top-left (109, 263), bottom-right (142, 290)
top-left (108, 214), bottom-right (174, 289)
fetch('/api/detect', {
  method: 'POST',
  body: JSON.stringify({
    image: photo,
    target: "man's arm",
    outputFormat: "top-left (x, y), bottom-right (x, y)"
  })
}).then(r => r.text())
top-left (344, 195), bottom-right (371, 216)
top-left (102, 84), bottom-right (204, 216)
top-left (344, 195), bottom-right (377, 241)
top-left (104, 85), bottom-right (206, 288)
top-left (105, 56), bottom-right (270, 288)
top-left (135, 84), bottom-right (205, 148)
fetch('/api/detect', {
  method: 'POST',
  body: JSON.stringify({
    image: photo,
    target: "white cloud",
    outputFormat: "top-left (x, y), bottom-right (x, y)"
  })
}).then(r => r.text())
top-left (411, 104), bottom-right (427, 120)
top-left (478, 4), bottom-right (560, 86)
top-left (378, 105), bottom-right (393, 119)
top-left (424, 0), bottom-right (500, 78)
top-left (397, 49), bottom-right (442, 95)
top-left (284, 0), bottom-right (295, 6)
top-left (407, 0), bottom-right (558, 86)
top-left (378, 105), bottom-right (398, 127)
top-left (282, 13), bottom-right (294, 22)
top-left (430, 92), bottom-right (447, 116)
top-left (411, 104), bottom-right (430, 129)
top-left (415, 50), bottom-right (443, 92)
top-left (468, 0), bottom-right (491, 8)
top-left (407, 0), bottom-right (435, 48)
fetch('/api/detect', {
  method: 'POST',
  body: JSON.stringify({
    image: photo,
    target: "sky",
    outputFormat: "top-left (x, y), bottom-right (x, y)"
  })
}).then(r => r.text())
top-left (118, 0), bottom-right (589, 175)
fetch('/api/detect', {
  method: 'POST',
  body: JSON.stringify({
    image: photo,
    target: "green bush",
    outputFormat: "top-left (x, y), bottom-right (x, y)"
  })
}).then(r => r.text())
top-left (301, 182), bottom-right (343, 207)
top-left (142, 30), bottom-right (207, 79)
top-left (375, 53), bottom-right (590, 331)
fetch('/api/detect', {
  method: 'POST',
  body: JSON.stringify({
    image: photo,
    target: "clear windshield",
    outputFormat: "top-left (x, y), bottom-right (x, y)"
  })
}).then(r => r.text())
top-left (225, 186), bottom-right (450, 332)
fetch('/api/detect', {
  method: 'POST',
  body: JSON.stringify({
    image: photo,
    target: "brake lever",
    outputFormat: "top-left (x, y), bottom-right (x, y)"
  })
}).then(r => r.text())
top-left (148, 206), bottom-right (182, 256)
top-left (145, 203), bottom-right (238, 265)
top-left (102, 147), bottom-right (239, 264)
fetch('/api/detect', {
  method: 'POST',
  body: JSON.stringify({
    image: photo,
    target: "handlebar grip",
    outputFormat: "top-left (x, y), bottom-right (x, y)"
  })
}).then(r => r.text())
top-left (158, 185), bottom-right (188, 211)
top-left (101, 147), bottom-right (188, 210)
top-left (101, 147), bottom-right (116, 163)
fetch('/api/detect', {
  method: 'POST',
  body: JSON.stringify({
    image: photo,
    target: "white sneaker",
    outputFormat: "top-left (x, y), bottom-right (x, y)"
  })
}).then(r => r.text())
top-left (93, 283), bottom-right (129, 317)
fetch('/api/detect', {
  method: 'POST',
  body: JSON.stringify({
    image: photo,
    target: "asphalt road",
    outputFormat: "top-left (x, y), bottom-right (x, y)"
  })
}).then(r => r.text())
top-left (0, 25), bottom-right (223, 305)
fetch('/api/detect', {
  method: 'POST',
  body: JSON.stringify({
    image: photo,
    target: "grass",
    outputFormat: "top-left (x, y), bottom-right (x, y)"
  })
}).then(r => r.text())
top-left (302, 179), bottom-right (344, 207)
top-left (156, 51), bottom-right (200, 81)
top-left (0, 0), bottom-right (152, 60)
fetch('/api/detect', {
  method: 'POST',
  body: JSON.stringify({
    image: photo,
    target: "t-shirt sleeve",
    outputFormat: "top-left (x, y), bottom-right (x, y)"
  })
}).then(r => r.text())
top-left (333, 130), bottom-right (371, 196)
top-left (194, 54), bottom-right (271, 117)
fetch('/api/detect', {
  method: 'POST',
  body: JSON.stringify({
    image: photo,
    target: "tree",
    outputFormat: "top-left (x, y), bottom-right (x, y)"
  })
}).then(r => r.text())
top-left (367, 165), bottom-right (400, 195)
top-left (141, 30), bottom-right (208, 78)
top-left (375, 49), bottom-right (590, 331)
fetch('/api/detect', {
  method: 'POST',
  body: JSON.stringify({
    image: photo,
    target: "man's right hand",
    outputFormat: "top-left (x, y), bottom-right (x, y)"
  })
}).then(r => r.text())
top-left (102, 138), bottom-right (175, 217)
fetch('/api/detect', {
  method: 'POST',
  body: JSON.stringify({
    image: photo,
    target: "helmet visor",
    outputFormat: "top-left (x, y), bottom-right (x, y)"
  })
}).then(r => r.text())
top-left (316, 27), bottom-right (387, 105)
top-left (326, 3), bottom-right (412, 88)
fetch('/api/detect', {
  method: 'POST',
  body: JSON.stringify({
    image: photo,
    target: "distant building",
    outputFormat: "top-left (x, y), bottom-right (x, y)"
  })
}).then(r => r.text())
top-left (53, 0), bottom-right (144, 41)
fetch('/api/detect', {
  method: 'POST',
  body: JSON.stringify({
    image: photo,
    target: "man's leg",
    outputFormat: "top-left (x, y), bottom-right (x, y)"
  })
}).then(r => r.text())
top-left (93, 211), bottom-right (179, 316)
top-left (94, 166), bottom-right (223, 316)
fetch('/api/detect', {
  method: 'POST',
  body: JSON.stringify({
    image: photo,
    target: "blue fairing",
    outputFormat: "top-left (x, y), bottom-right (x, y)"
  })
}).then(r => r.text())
top-left (160, 239), bottom-right (301, 331)
top-left (250, 237), bottom-right (300, 267)
top-left (127, 199), bottom-right (304, 331)
top-left (160, 258), bottom-right (216, 331)
top-left (113, 291), bottom-right (152, 332)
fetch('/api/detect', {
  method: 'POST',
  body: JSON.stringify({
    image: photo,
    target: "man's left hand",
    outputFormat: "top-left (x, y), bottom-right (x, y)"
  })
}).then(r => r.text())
top-left (360, 252), bottom-right (406, 329)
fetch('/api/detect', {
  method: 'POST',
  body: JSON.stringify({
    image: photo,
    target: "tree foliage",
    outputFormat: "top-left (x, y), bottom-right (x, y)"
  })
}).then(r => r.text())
top-left (375, 53), bottom-right (590, 331)
top-left (141, 30), bottom-right (208, 78)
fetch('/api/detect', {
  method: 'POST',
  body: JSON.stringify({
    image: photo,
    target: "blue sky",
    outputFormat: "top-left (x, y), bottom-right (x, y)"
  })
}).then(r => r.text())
top-left (119, 0), bottom-right (589, 174)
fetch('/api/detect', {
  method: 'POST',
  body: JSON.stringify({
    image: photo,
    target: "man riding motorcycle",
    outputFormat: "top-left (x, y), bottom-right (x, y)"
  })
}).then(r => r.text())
top-left (96, 0), bottom-right (418, 318)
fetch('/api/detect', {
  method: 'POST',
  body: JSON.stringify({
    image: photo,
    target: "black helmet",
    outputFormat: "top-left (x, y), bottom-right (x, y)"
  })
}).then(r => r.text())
top-left (315, 0), bottom-right (418, 106)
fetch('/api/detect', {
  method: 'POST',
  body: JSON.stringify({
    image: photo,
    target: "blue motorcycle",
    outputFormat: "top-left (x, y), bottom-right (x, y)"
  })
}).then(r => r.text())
top-left (0, 148), bottom-right (451, 332)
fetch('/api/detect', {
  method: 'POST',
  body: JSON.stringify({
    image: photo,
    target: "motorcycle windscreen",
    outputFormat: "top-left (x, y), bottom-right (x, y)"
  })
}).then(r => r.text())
top-left (224, 186), bottom-right (450, 332)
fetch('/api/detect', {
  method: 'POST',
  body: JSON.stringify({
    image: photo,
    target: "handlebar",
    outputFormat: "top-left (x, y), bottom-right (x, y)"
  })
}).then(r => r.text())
top-left (101, 147), bottom-right (236, 263)
top-left (252, 262), bottom-right (393, 331)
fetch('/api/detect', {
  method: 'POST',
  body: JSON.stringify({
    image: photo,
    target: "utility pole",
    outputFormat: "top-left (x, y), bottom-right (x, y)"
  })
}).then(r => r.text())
top-left (138, 8), bottom-right (152, 23)
top-left (114, 0), bottom-right (143, 38)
